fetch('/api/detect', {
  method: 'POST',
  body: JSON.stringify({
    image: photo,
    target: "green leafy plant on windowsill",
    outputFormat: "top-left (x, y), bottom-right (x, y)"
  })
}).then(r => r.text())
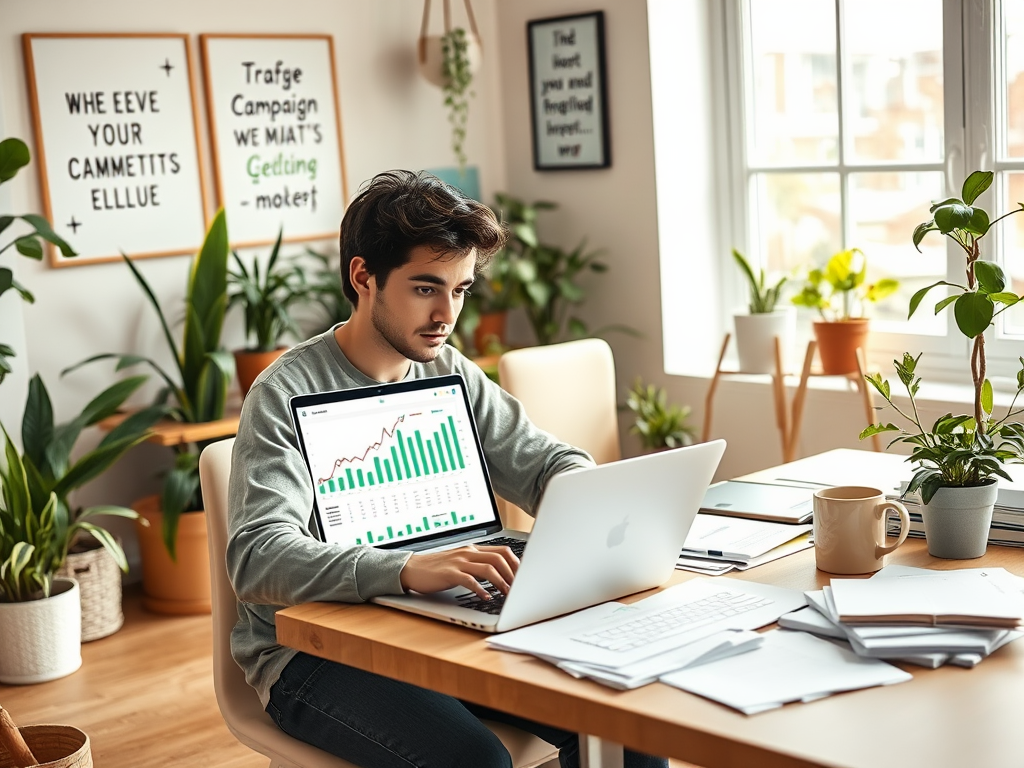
top-left (625, 378), bottom-right (695, 452)
top-left (732, 249), bottom-right (786, 313)
top-left (860, 170), bottom-right (1024, 503)
top-left (0, 137), bottom-right (76, 383)
top-left (791, 248), bottom-right (899, 321)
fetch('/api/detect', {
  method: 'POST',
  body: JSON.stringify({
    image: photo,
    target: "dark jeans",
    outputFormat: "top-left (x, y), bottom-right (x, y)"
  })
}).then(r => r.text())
top-left (267, 651), bottom-right (669, 768)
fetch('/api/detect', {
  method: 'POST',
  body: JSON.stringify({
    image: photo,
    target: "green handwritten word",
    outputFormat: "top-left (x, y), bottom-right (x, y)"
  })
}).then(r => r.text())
top-left (247, 153), bottom-right (318, 185)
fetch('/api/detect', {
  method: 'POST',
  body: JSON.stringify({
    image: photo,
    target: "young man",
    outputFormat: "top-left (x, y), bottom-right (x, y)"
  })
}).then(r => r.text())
top-left (226, 171), bottom-right (668, 768)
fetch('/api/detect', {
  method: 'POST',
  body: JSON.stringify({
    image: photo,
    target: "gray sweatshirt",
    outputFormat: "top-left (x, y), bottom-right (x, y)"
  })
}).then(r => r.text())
top-left (226, 326), bottom-right (594, 706)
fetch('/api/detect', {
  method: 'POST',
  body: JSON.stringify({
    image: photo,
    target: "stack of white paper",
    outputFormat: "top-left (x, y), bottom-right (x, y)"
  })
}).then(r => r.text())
top-left (778, 566), bottom-right (1024, 669)
top-left (675, 514), bottom-right (813, 575)
top-left (660, 629), bottom-right (912, 715)
top-left (487, 577), bottom-right (806, 689)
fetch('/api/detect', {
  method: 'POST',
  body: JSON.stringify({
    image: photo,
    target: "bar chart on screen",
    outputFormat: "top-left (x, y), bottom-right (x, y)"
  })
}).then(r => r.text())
top-left (298, 385), bottom-right (495, 547)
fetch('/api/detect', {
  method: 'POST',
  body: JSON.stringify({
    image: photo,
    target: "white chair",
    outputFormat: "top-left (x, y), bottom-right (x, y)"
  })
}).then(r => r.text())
top-left (199, 438), bottom-right (557, 768)
top-left (497, 338), bottom-right (622, 531)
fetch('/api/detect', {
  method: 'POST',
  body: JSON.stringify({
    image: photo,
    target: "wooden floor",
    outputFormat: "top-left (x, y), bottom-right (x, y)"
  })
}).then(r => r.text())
top-left (0, 585), bottom-right (266, 768)
top-left (0, 586), bottom-right (694, 768)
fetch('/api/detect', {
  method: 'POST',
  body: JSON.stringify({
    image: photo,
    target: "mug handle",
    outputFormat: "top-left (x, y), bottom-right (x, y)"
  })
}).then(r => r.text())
top-left (875, 500), bottom-right (911, 558)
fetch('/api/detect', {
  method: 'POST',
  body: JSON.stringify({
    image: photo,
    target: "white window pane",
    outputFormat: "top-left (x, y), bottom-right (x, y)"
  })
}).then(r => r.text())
top-left (1000, 172), bottom-right (1024, 332)
top-left (747, 0), bottom-right (837, 166)
top-left (752, 172), bottom-right (840, 275)
top-left (1004, 1), bottom-right (1024, 159)
top-left (849, 172), bottom-right (947, 334)
top-left (843, 1), bottom-right (944, 163)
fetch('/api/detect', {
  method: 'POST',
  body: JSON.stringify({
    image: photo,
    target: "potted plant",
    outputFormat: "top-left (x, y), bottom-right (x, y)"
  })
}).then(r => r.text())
top-left (791, 248), bottom-right (899, 375)
top-left (418, 24), bottom-right (481, 173)
top-left (861, 170), bottom-right (1024, 559)
top-left (0, 137), bottom-right (76, 381)
top-left (491, 193), bottom-right (619, 346)
top-left (228, 229), bottom-right (308, 397)
top-left (300, 246), bottom-right (352, 336)
top-left (68, 209), bottom-right (233, 613)
top-left (731, 249), bottom-right (792, 374)
top-left (0, 374), bottom-right (158, 681)
top-left (625, 378), bottom-right (696, 452)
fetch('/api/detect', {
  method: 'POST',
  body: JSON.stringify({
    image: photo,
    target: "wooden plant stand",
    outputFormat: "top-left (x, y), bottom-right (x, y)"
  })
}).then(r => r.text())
top-left (703, 333), bottom-right (790, 458)
top-left (786, 340), bottom-right (880, 462)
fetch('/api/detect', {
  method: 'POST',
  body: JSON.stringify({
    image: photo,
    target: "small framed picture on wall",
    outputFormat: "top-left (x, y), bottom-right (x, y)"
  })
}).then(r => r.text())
top-left (527, 11), bottom-right (610, 171)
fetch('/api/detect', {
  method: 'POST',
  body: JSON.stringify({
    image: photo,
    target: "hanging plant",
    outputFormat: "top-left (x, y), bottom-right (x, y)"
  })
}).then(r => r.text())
top-left (441, 27), bottom-right (473, 172)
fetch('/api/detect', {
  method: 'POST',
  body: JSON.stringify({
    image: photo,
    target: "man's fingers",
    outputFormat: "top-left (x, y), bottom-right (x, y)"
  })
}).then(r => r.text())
top-left (463, 561), bottom-right (511, 596)
top-left (457, 571), bottom-right (493, 600)
top-left (477, 545), bottom-right (520, 574)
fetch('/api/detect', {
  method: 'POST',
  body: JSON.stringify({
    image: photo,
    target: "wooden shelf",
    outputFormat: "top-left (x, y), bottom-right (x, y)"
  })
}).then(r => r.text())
top-left (98, 410), bottom-right (240, 447)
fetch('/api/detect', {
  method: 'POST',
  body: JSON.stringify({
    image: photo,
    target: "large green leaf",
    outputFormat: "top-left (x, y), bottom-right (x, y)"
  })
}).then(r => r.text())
top-left (962, 170), bottom-right (993, 205)
top-left (53, 432), bottom-right (151, 499)
top-left (182, 210), bottom-right (229, 407)
top-left (80, 374), bottom-right (149, 426)
top-left (974, 261), bottom-right (1006, 294)
top-left (953, 292), bottom-right (994, 338)
top-left (909, 281), bottom-right (961, 319)
top-left (0, 138), bottom-right (30, 183)
top-left (22, 374), bottom-right (54, 470)
top-left (120, 252), bottom-right (184, 384)
top-left (21, 214), bottom-right (75, 258)
top-left (934, 203), bottom-right (976, 234)
top-left (98, 404), bottom-right (165, 449)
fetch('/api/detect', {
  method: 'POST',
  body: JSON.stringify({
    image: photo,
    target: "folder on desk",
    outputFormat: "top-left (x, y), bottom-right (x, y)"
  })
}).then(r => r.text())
top-left (700, 481), bottom-right (814, 524)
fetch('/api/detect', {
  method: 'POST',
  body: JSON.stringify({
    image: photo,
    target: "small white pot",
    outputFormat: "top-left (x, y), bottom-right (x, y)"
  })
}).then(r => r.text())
top-left (418, 34), bottom-right (483, 88)
top-left (921, 481), bottom-right (998, 560)
top-left (0, 577), bottom-right (82, 684)
top-left (733, 310), bottom-right (793, 374)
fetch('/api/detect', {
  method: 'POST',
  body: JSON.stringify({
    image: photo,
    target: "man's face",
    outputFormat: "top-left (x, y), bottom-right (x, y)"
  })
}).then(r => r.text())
top-left (368, 244), bottom-right (476, 364)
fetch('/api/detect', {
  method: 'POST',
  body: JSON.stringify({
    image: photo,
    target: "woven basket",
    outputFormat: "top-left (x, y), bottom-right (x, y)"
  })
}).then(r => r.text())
top-left (57, 542), bottom-right (123, 642)
top-left (0, 725), bottom-right (92, 768)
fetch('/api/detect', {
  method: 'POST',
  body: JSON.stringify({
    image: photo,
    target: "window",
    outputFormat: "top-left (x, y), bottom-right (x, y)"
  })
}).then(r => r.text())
top-left (719, 0), bottom-right (1024, 381)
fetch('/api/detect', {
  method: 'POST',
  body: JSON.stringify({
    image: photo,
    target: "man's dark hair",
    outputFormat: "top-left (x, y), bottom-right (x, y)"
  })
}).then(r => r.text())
top-left (339, 170), bottom-right (507, 306)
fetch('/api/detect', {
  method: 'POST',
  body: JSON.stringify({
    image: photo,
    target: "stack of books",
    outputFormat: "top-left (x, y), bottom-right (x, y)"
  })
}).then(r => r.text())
top-left (886, 487), bottom-right (1024, 547)
top-left (779, 565), bottom-right (1024, 668)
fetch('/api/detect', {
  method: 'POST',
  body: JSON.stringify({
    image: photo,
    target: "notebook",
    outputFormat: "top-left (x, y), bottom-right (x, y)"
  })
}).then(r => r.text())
top-left (699, 481), bottom-right (815, 524)
top-left (290, 373), bottom-right (726, 633)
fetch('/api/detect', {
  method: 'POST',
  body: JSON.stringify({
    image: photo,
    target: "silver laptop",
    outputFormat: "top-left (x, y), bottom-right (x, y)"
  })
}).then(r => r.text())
top-left (291, 374), bottom-right (726, 633)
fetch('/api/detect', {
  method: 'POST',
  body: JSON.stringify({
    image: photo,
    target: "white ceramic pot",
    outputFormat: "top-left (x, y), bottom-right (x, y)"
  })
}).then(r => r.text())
top-left (418, 33), bottom-right (483, 88)
top-left (733, 310), bottom-right (793, 374)
top-left (0, 577), bottom-right (82, 684)
top-left (921, 481), bottom-right (998, 559)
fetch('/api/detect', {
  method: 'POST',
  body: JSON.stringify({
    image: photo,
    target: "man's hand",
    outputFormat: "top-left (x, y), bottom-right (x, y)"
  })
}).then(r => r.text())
top-left (399, 545), bottom-right (520, 599)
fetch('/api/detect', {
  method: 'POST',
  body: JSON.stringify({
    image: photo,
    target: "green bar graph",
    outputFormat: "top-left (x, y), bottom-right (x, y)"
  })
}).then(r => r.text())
top-left (391, 447), bottom-right (402, 479)
top-left (368, 474), bottom-right (375, 486)
top-left (408, 437), bottom-right (421, 476)
top-left (384, 459), bottom-right (394, 482)
top-left (422, 516), bottom-right (429, 531)
top-left (319, 482), bottom-right (326, 494)
top-left (448, 416), bottom-right (464, 468)
top-left (427, 441), bottom-right (439, 474)
top-left (328, 479), bottom-right (336, 492)
top-left (441, 423), bottom-right (456, 470)
top-left (357, 469), bottom-right (365, 488)
top-left (346, 468), bottom-right (354, 489)
top-left (398, 431), bottom-right (412, 477)
top-left (434, 431), bottom-right (448, 471)
top-left (451, 511), bottom-right (458, 525)
top-left (374, 456), bottom-right (384, 484)
top-left (415, 431), bottom-right (429, 475)
top-left (387, 526), bottom-right (394, 539)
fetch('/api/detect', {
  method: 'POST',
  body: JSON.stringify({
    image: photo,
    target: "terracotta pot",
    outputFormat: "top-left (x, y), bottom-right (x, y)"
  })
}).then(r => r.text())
top-left (133, 495), bottom-right (211, 615)
top-left (812, 318), bottom-right (870, 375)
top-left (234, 347), bottom-right (286, 398)
top-left (474, 311), bottom-right (508, 355)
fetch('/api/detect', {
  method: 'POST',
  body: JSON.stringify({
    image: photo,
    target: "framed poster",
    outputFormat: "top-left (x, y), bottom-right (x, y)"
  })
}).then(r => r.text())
top-left (527, 11), bottom-right (611, 171)
top-left (22, 33), bottom-right (209, 267)
top-left (200, 34), bottom-right (348, 248)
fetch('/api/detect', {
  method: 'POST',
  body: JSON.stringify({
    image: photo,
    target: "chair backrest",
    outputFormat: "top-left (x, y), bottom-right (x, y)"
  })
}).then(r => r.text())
top-left (200, 438), bottom-right (356, 768)
top-left (498, 338), bottom-right (621, 465)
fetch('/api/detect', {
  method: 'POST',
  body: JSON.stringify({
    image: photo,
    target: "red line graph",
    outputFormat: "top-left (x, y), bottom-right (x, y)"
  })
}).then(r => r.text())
top-left (316, 415), bottom-right (405, 485)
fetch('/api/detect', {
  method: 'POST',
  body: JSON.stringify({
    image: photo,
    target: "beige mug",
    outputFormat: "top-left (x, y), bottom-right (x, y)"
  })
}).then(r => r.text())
top-left (813, 486), bottom-right (911, 574)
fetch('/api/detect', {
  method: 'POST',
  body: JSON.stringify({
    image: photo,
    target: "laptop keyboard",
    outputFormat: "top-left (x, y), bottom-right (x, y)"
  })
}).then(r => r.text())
top-left (453, 537), bottom-right (527, 614)
top-left (571, 591), bottom-right (773, 652)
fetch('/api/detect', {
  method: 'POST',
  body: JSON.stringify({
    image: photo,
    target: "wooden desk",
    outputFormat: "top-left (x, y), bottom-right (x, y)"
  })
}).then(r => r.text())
top-left (277, 451), bottom-right (1024, 768)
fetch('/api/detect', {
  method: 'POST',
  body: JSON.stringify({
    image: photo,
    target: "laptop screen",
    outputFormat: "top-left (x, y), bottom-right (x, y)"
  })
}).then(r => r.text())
top-left (290, 374), bottom-right (502, 549)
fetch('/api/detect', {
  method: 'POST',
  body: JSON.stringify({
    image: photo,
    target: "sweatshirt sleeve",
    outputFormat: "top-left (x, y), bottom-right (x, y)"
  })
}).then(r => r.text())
top-left (225, 379), bottom-right (412, 607)
top-left (456, 355), bottom-right (595, 515)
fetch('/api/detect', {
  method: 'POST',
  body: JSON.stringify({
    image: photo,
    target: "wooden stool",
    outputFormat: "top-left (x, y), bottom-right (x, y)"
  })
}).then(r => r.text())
top-left (786, 340), bottom-right (880, 462)
top-left (703, 333), bottom-right (790, 458)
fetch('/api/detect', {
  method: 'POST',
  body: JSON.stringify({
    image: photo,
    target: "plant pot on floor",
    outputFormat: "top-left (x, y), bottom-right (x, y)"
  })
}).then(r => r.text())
top-left (0, 578), bottom-right (81, 684)
top-left (733, 310), bottom-right (793, 374)
top-left (134, 495), bottom-right (211, 615)
top-left (813, 318), bottom-right (870, 375)
top-left (0, 723), bottom-right (92, 768)
top-left (921, 481), bottom-right (998, 559)
top-left (56, 540), bottom-right (123, 642)
top-left (234, 347), bottom-right (286, 399)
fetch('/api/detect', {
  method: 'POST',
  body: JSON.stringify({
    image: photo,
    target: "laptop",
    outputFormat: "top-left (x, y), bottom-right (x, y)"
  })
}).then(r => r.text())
top-left (290, 374), bottom-right (726, 633)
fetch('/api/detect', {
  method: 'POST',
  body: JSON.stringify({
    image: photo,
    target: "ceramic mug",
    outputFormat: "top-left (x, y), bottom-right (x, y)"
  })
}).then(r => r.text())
top-left (813, 486), bottom-right (911, 574)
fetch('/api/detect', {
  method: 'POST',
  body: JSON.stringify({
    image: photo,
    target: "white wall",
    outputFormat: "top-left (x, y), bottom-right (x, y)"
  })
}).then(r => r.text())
top-left (0, 0), bottom-right (507, 572)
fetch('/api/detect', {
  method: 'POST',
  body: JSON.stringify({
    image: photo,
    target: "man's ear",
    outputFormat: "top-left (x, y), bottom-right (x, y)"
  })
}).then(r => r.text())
top-left (349, 256), bottom-right (374, 299)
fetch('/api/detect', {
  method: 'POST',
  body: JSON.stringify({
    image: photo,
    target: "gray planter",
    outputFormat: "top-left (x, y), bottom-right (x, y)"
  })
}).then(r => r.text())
top-left (921, 481), bottom-right (998, 559)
